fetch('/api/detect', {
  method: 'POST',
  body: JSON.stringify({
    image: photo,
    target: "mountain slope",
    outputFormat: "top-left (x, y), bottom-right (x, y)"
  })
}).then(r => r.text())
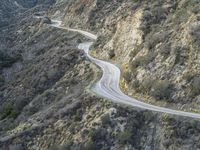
top-left (53, 0), bottom-right (200, 111)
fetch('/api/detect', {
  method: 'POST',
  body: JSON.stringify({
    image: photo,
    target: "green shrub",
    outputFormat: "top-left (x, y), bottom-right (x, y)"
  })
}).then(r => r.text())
top-left (75, 5), bottom-right (85, 15)
top-left (88, 128), bottom-right (102, 141)
top-left (184, 72), bottom-right (200, 98)
top-left (28, 105), bottom-right (39, 116)
top-left (123, 71), bottom-right (132, 83)
top-left (74, 109), bottom-right (83, 121)
top-left (108, 49), bottom-right (115, 59)
top-left (131, 79), bottom-right (140, 91)
top-left (60, 140), bottom-right (73, 150)
top-left (151, 80), bottom-right (173, 100)
top-left (15, 99), bottom-right (29, 112)
top-left (49, 141), bottom-right (73, 150)
top-left (49, 145), bottom-right (60, 150)
top-left (130, 51), bottom-right (156, 69)
top-left (101, 114), bottom-right (110, 125)
top-left (118, 130), bottom-right (132, 145)
top-left (188, 22), bottom-right (200, 42)
top-left (161, 113), bottom-right (171, 123)
top-left (145, 32), bottom-right (168, 50)
top-left (171, 45), bottom-right (187, 65)
top-left (83, 140), bottom-right (96, 150)
top-left (184, 72), bottom-right (197, 82)
top-left (191, 6), bottom-right (200, 14)
top-left (151, 7), bottom-right (167, 24)
top-left (0, 75), bottom-right (5, 86)
top-left (141, 78), bottom-right (155, 94)
top-left (9, 144), bottom-right (25, 150)
top-left (145, 33), bottom-right (160, 50)
top-left (190, 77), bottom-right (200, 97)
top-left (129, 58), bottom-right (141, 69)
top-left (160, 43), bottom-right (171, 58)
top-left (142, 10), bottom-right (153, 22)
top-left (93, 36), bottom-right (106, 48)
top-left (140, 5), bottom-right (168, 35)
top-left (143, 110), bottom-right (154, 122)
top-left (0, 51), bottom-right (22, 68)
top-left (1, 103), bottom-right (19, 120)
top-left (129, 50), bottom-right (138, 58)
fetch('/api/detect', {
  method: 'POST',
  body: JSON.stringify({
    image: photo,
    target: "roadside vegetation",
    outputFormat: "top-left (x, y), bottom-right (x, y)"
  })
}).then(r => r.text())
top-left (0, 50), bottom-right (22, 69)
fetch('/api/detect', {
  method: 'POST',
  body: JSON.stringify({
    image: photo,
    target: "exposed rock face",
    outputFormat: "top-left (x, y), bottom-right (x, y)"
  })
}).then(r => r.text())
top-left (102, 9), bottom-right (143, 61)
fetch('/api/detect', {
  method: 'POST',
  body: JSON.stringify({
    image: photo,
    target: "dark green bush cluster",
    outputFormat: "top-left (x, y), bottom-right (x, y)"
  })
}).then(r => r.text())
top-left (123, 71), bottom-right (132, 83)
top-left (118, 130), bottom-right (132, 144)
top-left (188, 22), bottom-right (200, 42)
top-left (92, 36), bottom-right (106, 48)
top-left (184, 72), bottom-right (200, 98)
top-left (0, 99), bottom-right (29, 120)
top-left (190, 77), bottom-right (200, 97)
top-left (171, 45), bottom-right (188, 66)
top-left (88, 128), bottom-right (105, 141)
top-left (140, 78), bottom-right (155, 94)
top-left (9, 144), bottom-right (25, 150)
top-left (116, 114), bottom-right (144, 147)
top-left (0, 103), bottom-right (19, 120)
top-left (108, 49), bottom-right (115, 59)
top-left (129, 51), bottom-right (156, 70)
top-left (131, 79), bottom-right (140, 90)
top-left (161, 114), bottom-right (200, 148)
top-left (75, 5), bottom-right (85, 15)
top-left (140, 1), bottom-right (173, 36)
top-left (130, 78), bottom-right (173, 101)
top-left (0, 50), bottom-right (22, 69)
top-left (151, 80), bottom-right (173, 100)
top-left (82, 140), bottom-right (96, 150)
top-left (0, 75), bottom-right (5, 86)
top-left (50, 140), bottom-right (73, 150)
top-left (160, 43), bottom-right (171, 58)
top-left (144, 32), bottom-right (168, 50)
top-left (101, 114), bottom-right (111, 126)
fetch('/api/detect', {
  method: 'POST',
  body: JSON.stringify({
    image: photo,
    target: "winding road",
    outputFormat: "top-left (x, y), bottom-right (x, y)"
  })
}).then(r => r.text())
top-left (50, 19), bottom-right (200, 119)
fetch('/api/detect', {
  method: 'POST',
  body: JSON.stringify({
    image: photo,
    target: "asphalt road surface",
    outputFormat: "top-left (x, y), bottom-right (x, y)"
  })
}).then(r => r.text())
top-left (51, 19), bottom-right (200, 119)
